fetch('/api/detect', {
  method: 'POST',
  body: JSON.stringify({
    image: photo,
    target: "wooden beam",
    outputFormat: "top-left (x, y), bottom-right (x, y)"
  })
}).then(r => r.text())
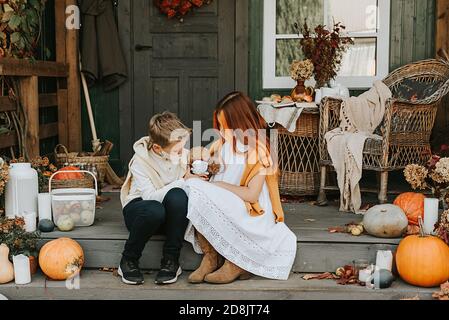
top-left (0, 132), bottom-right (17, 149)
top-left (19, 76), bottom-right (39, 159)
top-left (39, 93), bottom-right (58, 108)
top-left (39, 123), bottom-right (59, 139)
top-left (436, 0), bottom-right (449, 57)
top-left (0, 59), bottom-right (68, 77)
top-left (0, 96), bottom-right (16, 112)
top-left (65, 0), bottom-right (82, 152)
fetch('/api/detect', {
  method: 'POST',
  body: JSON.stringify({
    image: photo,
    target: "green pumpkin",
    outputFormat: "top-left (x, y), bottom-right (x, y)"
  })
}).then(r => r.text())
top-left (363, 204), bottom-right (408, 238)
top-left (38, 219), bottom-right (55, 233)
top-left (372, 269), bottom-right (395, 289)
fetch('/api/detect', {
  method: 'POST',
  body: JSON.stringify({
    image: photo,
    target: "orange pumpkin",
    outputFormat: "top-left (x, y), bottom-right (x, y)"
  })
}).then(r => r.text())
top-left (54, 166), bottom-right (84, 180)
top-left (39, 238), bottom-right (84, 280)
top-left (396, 228), bottom-right (449, 287)
top-left (393, 192), bottom-right (425, 225)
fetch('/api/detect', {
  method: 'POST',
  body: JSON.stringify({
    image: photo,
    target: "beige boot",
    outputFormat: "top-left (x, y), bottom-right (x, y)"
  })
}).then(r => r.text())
top-left (188, 232), bottom-right (221, 284)
top-left (204, 259), bottom-right (251, 284)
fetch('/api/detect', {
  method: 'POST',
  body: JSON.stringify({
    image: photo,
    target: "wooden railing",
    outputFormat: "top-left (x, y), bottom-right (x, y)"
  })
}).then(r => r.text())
top-left (0, 0), bottom-right (81, 159)
top-left (0, 59), bottom-right (68, 159)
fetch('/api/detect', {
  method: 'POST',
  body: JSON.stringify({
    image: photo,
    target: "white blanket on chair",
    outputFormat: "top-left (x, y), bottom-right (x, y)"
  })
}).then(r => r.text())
top-left (325, 81), bottom-right (392, 213)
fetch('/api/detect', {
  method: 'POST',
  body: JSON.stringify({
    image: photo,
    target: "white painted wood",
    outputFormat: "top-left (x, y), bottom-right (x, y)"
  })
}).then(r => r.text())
top-left (262, 0), bottom-right (391, 90)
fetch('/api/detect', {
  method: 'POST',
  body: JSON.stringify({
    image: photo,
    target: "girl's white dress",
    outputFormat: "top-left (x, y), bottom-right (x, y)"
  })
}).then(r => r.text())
top-left (184, 141), bottom-right (297, 280)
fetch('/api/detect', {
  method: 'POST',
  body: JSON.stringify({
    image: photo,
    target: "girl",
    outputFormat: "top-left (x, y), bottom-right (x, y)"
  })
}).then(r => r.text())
top-left (185, 92), bottom-right (297, 284)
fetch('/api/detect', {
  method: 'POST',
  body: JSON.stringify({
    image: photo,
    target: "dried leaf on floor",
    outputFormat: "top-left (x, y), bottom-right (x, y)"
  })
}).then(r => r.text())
top-left (304, 219), bottom-right (316, 223)
top-left (433, 282), bottom-right (449, 300)
top-left (302, 273), bottom-right (337, 280)
top-left (400, 295), bottom-right (420, 300)
top-left (99, 267), bottom-right (116, 273)
top-left (96, 195), bottom-right (111, 203)
top-left (328, 226), bottom-right (346, 233)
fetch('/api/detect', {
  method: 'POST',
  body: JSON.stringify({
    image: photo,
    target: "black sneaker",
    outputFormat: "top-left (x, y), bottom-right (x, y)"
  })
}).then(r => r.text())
top-left (117, 257), bottom-right (144, 285)
top-left (155, 257), bottom-right (182, 285)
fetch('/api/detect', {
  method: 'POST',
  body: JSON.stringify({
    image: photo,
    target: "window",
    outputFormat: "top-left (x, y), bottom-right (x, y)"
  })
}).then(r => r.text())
top-left (263, 0), bottom-right (391, 89)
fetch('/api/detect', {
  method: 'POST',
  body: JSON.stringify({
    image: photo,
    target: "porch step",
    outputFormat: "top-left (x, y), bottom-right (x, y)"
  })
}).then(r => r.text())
top-left (39, 193), bottom-right (401, 273)
top-left (0, 270), bottom-right (434, 300)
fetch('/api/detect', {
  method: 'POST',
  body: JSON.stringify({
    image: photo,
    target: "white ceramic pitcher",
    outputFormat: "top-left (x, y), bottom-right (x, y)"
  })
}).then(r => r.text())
top-left (5, 163), bottom-right (39, 218)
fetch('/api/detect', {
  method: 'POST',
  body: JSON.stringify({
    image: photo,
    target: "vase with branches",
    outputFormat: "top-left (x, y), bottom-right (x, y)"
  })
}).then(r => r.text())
top-left (296, 20), bottom-right (353, 88)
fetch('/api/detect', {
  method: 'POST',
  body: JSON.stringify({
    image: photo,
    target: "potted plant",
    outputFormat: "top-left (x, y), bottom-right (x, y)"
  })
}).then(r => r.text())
top-left (0, 216), bottom-right (41, 274)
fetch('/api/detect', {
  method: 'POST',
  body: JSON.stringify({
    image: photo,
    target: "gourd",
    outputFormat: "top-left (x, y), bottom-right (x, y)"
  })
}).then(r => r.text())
top-left (396, 219), bottom-right (449, 287)
top-left (372, 269), bottom-right (395, 289)
top-left (53, 166), bottom-right (83, 180)
top-left (363, 204), bottom-right (408, 238)
top-left (38, 219), bottom-right (55, 233)
top-left (0, 244), bottom-right (14, 284)
top-left (56, 215), bottom-right (75, 232)
top-left (38, 238), bottom-right (84, 280)
top-left (393, 192), bottom-right (425, 225)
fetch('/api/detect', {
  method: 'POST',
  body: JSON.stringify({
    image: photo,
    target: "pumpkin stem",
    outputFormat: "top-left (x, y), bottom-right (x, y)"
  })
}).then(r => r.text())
top-left (418, 216), bottom-right (426, 238)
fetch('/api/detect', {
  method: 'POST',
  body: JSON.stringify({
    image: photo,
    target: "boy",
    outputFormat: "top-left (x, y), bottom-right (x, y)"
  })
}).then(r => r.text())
top-left (119, 112), bottom-right (197, 285)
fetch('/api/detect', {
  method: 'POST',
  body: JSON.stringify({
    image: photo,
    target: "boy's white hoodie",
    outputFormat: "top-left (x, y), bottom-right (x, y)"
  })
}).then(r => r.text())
top-left (120, 136), bottom-right (188, 208)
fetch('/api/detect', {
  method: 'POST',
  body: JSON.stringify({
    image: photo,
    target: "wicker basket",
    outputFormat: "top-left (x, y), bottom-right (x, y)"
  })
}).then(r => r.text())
top-left (276, 111), bottom-right (321, 196)
top-left (50, 175), bottom-right (95, 190)
top-left (54, 144), bottom-right (109, 183)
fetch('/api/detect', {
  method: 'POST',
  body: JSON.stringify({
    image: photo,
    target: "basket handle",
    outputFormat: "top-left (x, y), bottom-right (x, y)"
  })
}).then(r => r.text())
top-left (54, 144), bottom-right (70, 163)
top-left (49, 170), bottom-right (98, 196)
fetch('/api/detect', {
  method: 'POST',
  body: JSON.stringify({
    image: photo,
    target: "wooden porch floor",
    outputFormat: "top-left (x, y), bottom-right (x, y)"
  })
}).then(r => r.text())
top-left (1, 193), bottom-right (437, 300)
top-left (40, 193), bottom-right (400, 273)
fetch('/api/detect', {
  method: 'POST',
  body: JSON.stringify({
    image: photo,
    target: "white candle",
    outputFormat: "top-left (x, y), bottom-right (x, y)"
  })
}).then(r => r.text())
top-left (13, 255), bottom-right (31, 285)
top-left (424, 198), bottom-right (439, 235)
top-left (23, 211), bottom-right (37, 232)
top-left (376, 250), bottom-right (393, 272)
top-left (358, 268), bottom-right (373, 283)
top-left (38, 193), bottom-right (52, 221)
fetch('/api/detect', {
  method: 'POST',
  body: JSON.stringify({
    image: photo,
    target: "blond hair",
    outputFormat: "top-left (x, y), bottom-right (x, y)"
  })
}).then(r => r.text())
top-left (148, 112), bottom-right (191, 148)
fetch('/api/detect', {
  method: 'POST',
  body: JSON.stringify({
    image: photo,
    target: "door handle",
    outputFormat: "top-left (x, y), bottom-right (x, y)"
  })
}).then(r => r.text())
top-left (135, 44), bottom-right (153, 51)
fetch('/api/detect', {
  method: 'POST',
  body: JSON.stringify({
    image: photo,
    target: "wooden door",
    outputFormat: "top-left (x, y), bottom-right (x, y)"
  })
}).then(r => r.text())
top-left (131, 0), bottom-right (236, 146)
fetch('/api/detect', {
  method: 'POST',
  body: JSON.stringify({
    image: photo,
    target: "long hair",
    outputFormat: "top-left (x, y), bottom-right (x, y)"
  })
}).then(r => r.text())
top-left (213, 92), bottom-right (272, 164)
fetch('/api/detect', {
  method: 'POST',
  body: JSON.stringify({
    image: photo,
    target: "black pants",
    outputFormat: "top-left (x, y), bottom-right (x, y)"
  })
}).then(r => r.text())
top-left (122, 188), bottom-right (189, 262)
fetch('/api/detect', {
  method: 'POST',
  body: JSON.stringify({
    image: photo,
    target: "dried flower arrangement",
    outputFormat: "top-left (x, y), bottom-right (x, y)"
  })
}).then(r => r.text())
top-left (154, 0), bottom-right (213, 21)
top-left (11, 156), bottom-right (57, 193)
top-left (0, 216), bottom-right (40, 259)
top-left (290, 59), bottom-right (314, 82)
top-left (404, 156), bottom-right (449, 208)
top-left (435, 210), bottom-right (449, 246)
top-left (0, 158), bottom-right (9, 215)
top-left (296, 20), bottom-right (353, 88)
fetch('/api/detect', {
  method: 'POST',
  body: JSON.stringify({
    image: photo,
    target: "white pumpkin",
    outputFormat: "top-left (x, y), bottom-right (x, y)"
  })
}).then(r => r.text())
top-left (363, 204), bottom-right (408, 238)
top-left (56, 215), bottom-right (75, 232)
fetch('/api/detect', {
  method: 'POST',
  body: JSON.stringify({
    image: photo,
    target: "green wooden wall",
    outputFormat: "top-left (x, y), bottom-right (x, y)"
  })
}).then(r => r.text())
top-left (76, 0), bottom-right (436, 172)
top-left (249, 0), bottom-right (436, 99)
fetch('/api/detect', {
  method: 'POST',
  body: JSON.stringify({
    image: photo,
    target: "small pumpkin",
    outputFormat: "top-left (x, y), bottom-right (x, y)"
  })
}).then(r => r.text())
top-left (53, 166), bottom-right (84, 180)
top-left (0, 244), bottom-right (14, 284)
top-left (393, 192), bottom-right (425, 225)
top-left (363, 204), bottom-right (408, 238)
top-left (56, 216), bottom-right (75, 232)
top-left (39, 238), bottom-right (84, 280)
top-left (396, 219), bottom-right (449, 287)
top-left (38, 219), bottom-right (55, 233)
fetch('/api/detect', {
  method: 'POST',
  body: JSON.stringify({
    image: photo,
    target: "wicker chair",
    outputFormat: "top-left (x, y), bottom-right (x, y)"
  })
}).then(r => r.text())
top-left (317, 59), bottom-right (449, 206)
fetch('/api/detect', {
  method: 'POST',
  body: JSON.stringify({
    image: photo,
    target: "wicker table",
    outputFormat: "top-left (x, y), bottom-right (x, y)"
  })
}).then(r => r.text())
top-left (262, 106), bottom-right (321, 196)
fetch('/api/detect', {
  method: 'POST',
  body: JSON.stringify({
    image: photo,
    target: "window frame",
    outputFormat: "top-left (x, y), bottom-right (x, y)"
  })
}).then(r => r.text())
top-left (262, 0), bottom-right (391, 90)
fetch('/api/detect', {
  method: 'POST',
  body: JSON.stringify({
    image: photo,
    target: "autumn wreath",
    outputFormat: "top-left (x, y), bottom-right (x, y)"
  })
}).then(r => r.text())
top-left (154, 0), bottom-right (212, 21)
